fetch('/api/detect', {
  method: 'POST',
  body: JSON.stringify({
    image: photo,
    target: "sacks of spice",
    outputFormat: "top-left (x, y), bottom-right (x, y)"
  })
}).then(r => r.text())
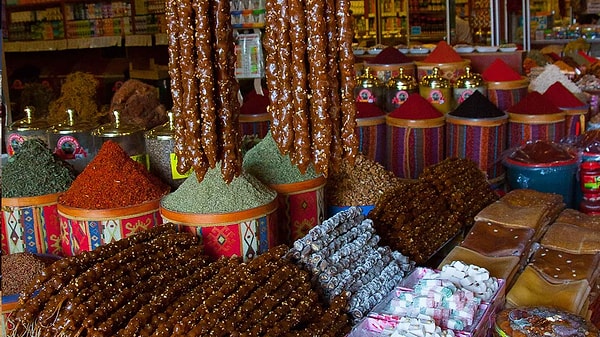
top-left (1, 139), bottom-right (76, 256)
top-left (242, 132), bottom-right (324, 246)
top-left (160, 164), bottom-right (279, 260)
top-left (446, 91), bottom-right (509, 185)
top-left (57, 140), bottom-right (170, 256)
top-left (355, 102), bottom-right (387, 166)
top-left (506, 91), bottom-right (566, 149)
top-left (482, 58), bottom-right (529, 111)
top-left (415, 41), bottom-right (470, 84)
top-left (364, 46), bottom-right (416, 82)
top-left (385, 93), bottom-right (445, 179)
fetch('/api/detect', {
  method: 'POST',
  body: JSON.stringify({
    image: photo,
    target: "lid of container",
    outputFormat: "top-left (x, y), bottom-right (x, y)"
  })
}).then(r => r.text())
top-left (454, 66), bottom-right (484, 88)
top-left (51, 108), bottom-right (97, 134)
top-left (387, 68), bottom-right (417, 90)
top-left (8, 106), bottom-right (50, 131)
top-left (356, 67), bottom-right (383, 89)
top-left (145, 111), bottom-right (175, 140)
top-left (92, 110), bottom-right (144, 137)
top-left (419, 67), bottom-right (450, 89)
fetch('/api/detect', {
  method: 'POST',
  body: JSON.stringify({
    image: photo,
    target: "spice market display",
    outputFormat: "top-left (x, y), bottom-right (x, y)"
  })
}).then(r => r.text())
top-left (7, 1), bottom-right (600, 337)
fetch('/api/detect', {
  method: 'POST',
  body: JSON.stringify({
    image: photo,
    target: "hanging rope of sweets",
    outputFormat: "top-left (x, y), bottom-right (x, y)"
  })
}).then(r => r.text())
top-left (165, 0), bottom-right (242, 183)
top-left (264, 0), bottom-right (358, 176)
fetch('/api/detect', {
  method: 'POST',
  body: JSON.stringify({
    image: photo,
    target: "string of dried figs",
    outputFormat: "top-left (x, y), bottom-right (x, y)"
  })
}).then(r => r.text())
top-left (264, 0), bottom-right (358, 176)
top-left (165, 0), bottom-right (241, 183)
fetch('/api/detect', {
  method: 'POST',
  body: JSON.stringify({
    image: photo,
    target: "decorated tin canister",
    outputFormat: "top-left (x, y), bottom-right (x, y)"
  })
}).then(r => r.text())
top-left (385, 68), bottom-right (418, 112)
top-left (49, 108), bottom-right (98, 173)
top-left (419, 67), bottom-right (452, 114)
top-left (92, 110), bottom-right (148, 168)
top-left (354, 67), bottom-right (385, 109)
top-left (454, 66), bottom-right (487, 106)
top-left (5, 106), bottom-right (50, 156)
top-left (145, 111), bottom-right (191, 190)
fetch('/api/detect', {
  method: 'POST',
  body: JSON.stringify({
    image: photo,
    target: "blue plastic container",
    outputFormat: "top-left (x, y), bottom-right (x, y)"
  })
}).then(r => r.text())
top-left (327, 205), bottom-right (375, 218)
top-left (504, 157), bottom-right (579, 208)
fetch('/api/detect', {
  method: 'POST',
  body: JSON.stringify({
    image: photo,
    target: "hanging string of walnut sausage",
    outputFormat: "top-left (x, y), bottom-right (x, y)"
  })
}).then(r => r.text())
top-left (264, 0), bottom-right (358, 176)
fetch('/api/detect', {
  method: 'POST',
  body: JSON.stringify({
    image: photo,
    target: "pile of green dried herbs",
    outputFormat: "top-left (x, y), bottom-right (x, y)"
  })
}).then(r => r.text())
top-left (2, 139), bottom-right (77, 198)
top-left (161, 164), bottom-right (277, 214)
top-left (242, 132), bottom-right (319, 185)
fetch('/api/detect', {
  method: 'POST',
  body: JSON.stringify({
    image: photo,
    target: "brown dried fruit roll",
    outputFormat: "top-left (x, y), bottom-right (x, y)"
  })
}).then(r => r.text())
top-left (177, 0), bottom-right (206, 177)
top-left (325, 0), bottom-right (344, 173)
top-left (274, 0), bottom-right (295, 156)
top-left (192, 0), bottom-right (219, 169)
top-left (165, 0), bottom-right (191, 174)
top-left (264, 0), bottom-right (285, 150)
top-left (288, 0), bottom-right (311, 173)
top-left (212, 0), bottom-right (241, 183)
top-left (336, 0), bottom-right (359, 162)
top-left (305, 0), bottom-right (333, 176)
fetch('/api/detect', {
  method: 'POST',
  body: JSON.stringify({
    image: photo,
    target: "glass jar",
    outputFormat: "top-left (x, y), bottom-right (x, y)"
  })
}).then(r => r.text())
top-left (419, 67), bottom-right (452, 114)
top-left (49, 108), bottom-right (98, 173)
top-left (354, 67), bottom-right (385, 109)
top-left (453, 66), bottom-right (487, 105)
top-left (92, 110), bottom-right (147, 168)
top-left (386, 68), bottom-right (418, 112)
top-left (5, 106), bottom-right (50, 156)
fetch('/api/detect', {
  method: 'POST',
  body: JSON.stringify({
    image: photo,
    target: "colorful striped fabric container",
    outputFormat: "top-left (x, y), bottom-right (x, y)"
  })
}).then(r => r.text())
top-left (356, 115), bottom-right (387, 167)
top-left (564, 107), bottom-right (588, 137)
top-left (508, 112), bottom-right (566, 149)
top-left (486, 77), bottom-right (529, 112)
top-left (446, 114), bottom-right (509, 185)
top-left (386, 115), bottom-right (445, 179)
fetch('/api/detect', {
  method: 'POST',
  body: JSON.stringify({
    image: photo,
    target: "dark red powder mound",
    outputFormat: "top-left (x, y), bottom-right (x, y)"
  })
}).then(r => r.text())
top-left (356, 102), bottom-right (385, 118)
top-left (449, 91), bottom-right (505, 118)
top-left (388, 93), bottom-right (444, 119)
top-left (371, 46), bottom-right (412, 64)
top-left (423, 41), bottom-right (463, 63)
top-left (241, 89), bottom-right (270, 114)
top-left (482, 58), bottom-right (522, 82)
top-left (507, 91), bottom-right (561, 115)
top-left (542, 82), bottom-right (585, 108)
top-left (509, 140), bottom-right (574, 164)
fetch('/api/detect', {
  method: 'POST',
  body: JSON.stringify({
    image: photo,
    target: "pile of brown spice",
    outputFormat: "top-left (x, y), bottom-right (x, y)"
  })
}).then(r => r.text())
top-left (2, 252), bottom-right (59, 296)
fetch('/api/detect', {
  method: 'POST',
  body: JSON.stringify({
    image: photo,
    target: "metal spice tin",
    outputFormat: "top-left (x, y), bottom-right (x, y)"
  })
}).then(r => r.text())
top-left (144, 111), bottom-right (189, 189)
top-left (354, 67), bottom-right (385, 109)
top-left (92, 110), bottom-right (147, 167)
top-left (5, 106), bottom-right (50, 156)
top-left (386, 68), bottom-right (418, 112)
top-left (454, 66), bottom-right (487, 105)
top-left (49, 108), bottom-right (98, 173)
top-left (419, 67), bottom-right (452, 114)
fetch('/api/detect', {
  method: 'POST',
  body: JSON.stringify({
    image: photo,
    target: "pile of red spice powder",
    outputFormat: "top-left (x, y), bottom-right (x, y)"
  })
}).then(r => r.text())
top-left (506, 91), bottom-right (561, 115)
top-left (482, 59), bottom-right (522, 82)
top-left (423, 41), bottom-right (463, 63)
top-left (240, 89), bottom-right (270, 114)
top-left (388, 93), bottom-right (444, 119)
top-left (371, 46), bottom-right (412, 64)
top-left (59, 140), bottom-right (170, 209)
top-left (356, 102), bottom-right (385, 118)
top-left (542, 82), bottom-right (585, 108)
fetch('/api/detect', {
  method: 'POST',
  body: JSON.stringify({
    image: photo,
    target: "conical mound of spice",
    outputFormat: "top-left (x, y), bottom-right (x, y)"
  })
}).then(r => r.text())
top-left (424, 41), bottom-right (463, 63)
top-left (243, 132), bottom-right (318, 185)
top-left (388, 93), bottom-right (444, 119)
top-left (542, 82), bottom-right (585, 108)
top-left (240, 89), bottom-right (270, 115)
top-left (59, 140), bottom-right (169, 209)
top-left (161, 165), bottom-right (277, 214)
top-left (356, 102), bottom-right (386, 118)
top-left (2, 139), bottom-right (77, 198)
top-left (371, 46), bottom-right (412, 64)
top-left (482, 58), bottom-right (522, 82)
top-left (506, 91), bottom-right (561, 115)
top-left (449, 91), bottom-right (506, 118)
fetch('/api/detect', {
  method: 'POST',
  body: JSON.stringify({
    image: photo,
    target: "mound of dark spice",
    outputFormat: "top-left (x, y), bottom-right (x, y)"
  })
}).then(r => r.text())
top-left (59, 140), bottom-right (169, 209)
top-left (2, 139), bottom-right (77, 198)
top-left (506, 91), bottom-right (561, 115)
top-left (449, 90), bottom-right (506, 118)
top-left (370, 46), bottom-right (412, 64)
